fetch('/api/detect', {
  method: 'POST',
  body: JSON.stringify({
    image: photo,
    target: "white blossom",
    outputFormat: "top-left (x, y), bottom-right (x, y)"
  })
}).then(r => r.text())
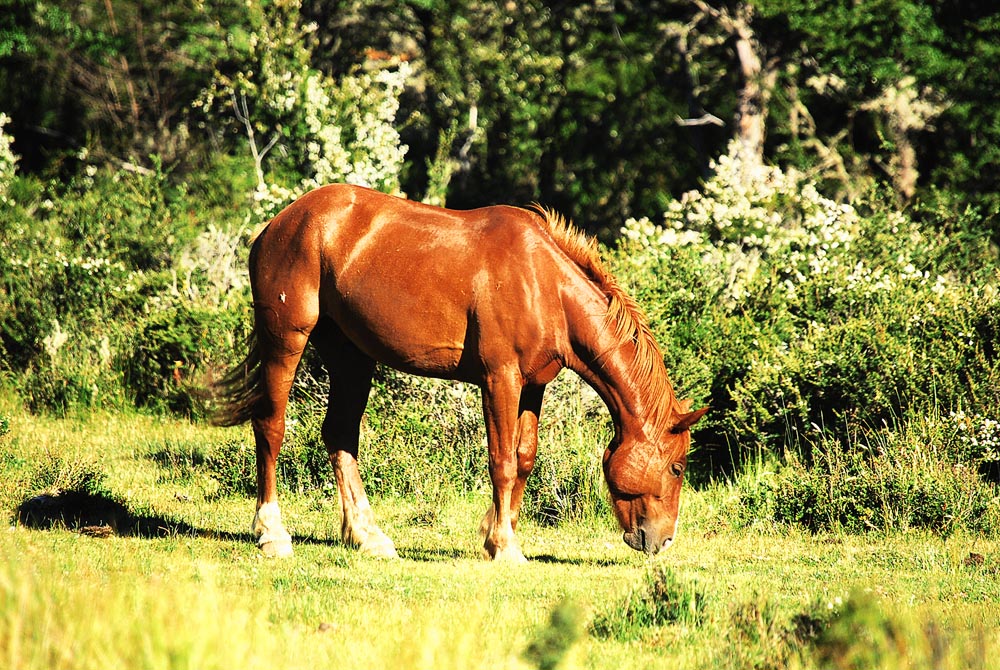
top-left (620, 140), bottom-right (961, 312)
top-left (0, 113), bottom-right (18, 205)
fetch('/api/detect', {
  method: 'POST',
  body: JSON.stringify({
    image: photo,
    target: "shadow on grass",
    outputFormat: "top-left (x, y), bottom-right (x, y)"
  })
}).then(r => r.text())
top-left (398, 546), bottom-right (475, 562)
top-left (398, 547), bottom-right (628, 566)
top-left (16, 488), bottom-right (243, 542)
top-left (530, 553), bottom-right (626, 567)
top-left (14, 488), bottom-right (350, 549)
top-left (15, 490), bottom-right (624, 565)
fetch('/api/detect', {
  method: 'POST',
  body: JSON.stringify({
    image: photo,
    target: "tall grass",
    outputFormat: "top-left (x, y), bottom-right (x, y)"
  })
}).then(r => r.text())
top-left (731, 407), bottom-right (1000, 535)
top-left (0, 547), bottom-right (264, 670)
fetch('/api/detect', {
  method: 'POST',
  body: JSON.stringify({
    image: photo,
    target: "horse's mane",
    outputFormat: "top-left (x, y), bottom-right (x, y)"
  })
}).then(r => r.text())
top-left (530, 206), bottom-right (680, 430)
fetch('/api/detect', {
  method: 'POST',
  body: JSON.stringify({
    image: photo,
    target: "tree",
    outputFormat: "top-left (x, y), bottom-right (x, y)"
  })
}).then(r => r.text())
top-left (749, 0), bottom-right (981, 204)
top-left (687, 1), bottom-right (778, 170)
top-left (0, 0), bottom-right (239, 170)
top-left (301, 1), bottom-right (709, 232)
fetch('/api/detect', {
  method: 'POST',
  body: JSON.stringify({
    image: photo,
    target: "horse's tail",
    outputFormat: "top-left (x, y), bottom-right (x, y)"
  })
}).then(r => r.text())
top-left (211, 328), bottom-right (266, 427)
top-left (211, 221), bottom-right (273, 428)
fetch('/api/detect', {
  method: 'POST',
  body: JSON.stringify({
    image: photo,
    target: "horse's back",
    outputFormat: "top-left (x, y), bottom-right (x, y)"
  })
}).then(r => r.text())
top-left (251, 184), bottom-right (570, 382)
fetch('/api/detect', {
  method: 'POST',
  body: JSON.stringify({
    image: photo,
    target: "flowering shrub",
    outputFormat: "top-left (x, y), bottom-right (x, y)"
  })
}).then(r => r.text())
top-left (196, 1), bottom-right (410, 220)
top-left (947, 410), bottom-right (1000, 466)
top-left (0, 113), bottom-right (17, 205)
top-left (612, 141), bottom-right (1000, 498)
top-left (171, 224), bottom-right (250, 308)
top-left (620, 141), bottom-right (958, 311)
top-left (248, 63), bottom-right (411, 220)
top-left (300, 65), bottom-right (411, 193)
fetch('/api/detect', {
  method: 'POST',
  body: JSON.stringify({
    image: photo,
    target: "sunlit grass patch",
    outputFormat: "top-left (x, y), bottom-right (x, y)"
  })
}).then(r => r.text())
top-left (2, 397), bottom-right (1000, 670)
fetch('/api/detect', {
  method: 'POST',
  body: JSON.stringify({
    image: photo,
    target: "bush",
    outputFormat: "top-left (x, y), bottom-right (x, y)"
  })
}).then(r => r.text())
top-left (0, 204), bottom-right (140, 372)
top-left (0, 158), bottom-right (254, 415)
top-left (202, 364), bottom-right (485, 500)
top-left (197, 432), bottom-right (334, 500)
top-left (0, 167), bottom-right (177, 384)
top-left (123, 304), bottom-right (245, 417)
top-left (17, 317), bottom-right (126, 415)
top-left (357, 368), bottom-right (612, 522)
top-left (610, 141), bottom-right (1000, 476)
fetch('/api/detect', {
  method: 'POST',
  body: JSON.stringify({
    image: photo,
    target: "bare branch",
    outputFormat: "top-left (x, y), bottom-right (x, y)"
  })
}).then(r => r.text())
top-left (675, 113), bottom-right (725, 127)
top-left (231, 92), bottom-right (279, 189)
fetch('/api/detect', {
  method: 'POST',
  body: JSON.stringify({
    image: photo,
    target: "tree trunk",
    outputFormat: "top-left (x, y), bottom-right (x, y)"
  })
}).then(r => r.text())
top-left (733, 20), bottom-right (768, 166)
top-left (693, 1), bottom-right (777, 173)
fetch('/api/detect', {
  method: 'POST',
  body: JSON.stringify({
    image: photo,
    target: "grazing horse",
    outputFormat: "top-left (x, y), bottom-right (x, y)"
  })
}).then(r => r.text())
top-left (214, 184), bottom-right (706, 562)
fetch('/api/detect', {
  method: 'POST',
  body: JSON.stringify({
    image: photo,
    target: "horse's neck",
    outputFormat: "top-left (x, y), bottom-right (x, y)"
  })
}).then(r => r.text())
top-left (562, 285), bottom-right (667, 442)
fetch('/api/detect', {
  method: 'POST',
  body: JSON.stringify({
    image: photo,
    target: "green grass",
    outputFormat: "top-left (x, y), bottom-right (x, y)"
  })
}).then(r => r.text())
top-left (2, 400), bottom-right (999, 669)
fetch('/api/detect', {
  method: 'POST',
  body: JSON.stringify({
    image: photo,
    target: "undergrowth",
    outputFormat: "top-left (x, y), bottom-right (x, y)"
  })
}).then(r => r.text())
top-left (732, 408), bottom-right (1000, 535)
top-left (591, 565), bottom-right (708, 640)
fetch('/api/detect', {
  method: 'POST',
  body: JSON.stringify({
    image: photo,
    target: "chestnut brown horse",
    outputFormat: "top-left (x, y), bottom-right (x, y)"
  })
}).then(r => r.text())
top-left (215, 184), bottom-right (706, 562)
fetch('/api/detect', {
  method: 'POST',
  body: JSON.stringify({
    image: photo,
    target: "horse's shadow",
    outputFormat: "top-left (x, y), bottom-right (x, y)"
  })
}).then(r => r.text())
top-left (16, 488), bottom-right (242, 542)
top-left (14, 488), bottom-right (341, 547)
top-left (14, 489), bottom-right (628, 566)
top-left (398, 546), bottom-right (474, 562)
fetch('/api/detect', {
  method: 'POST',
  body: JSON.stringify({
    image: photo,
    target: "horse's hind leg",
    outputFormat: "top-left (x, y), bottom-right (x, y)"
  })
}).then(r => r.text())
top-left (250, 326), bottom-right (312, 558)
top-left (312, 321), bottom-right (398, 558)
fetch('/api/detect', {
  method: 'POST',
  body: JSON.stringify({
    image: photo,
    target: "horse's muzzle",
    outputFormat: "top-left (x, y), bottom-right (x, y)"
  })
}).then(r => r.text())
top-left (623, 528), bottom-right (648, 553)
top-left (623, 528), bottom-right (671, 555)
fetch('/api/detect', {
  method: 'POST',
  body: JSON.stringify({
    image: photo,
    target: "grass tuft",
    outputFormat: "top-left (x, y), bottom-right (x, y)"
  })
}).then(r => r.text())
top-left (522, 597), bottom-right (586, 670)
top-left (591, 564), bottom-right (707, 641)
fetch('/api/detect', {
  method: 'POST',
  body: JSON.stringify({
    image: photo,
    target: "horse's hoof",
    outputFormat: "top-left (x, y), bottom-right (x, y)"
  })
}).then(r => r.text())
top-left (482, 543), bottom-right (528, 564)
top-left (360, 530), bottom-right (399, 559)
top-left (260, 538), bottom-right (294, 558)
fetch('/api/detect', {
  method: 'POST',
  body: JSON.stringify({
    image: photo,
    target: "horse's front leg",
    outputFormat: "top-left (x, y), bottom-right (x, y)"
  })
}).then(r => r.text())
top-left (504, 384), bottom-right (544, 533)
top-left (480, 371), bottom-right (530, 562)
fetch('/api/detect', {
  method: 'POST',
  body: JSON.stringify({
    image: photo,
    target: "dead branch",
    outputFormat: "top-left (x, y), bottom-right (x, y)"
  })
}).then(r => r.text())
top-left (231, 93), bottom-right (280, 189)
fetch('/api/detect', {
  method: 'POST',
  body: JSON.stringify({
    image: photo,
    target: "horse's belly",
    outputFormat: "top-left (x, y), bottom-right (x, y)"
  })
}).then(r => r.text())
top-left (327, 288), bottom-right (471, 378)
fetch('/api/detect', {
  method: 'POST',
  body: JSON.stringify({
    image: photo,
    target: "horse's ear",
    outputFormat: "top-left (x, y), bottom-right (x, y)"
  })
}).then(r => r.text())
top-left (670, 407), bottom-right (708, 434)
top-left (677, 397), bottom-right (694, 413)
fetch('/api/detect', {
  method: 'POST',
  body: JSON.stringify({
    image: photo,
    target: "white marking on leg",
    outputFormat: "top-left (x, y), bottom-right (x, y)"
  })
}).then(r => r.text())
top-left (252, 502), bottom-right (293, 557)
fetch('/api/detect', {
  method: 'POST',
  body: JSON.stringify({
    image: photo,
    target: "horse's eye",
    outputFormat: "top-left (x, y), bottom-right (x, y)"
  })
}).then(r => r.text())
top-left (669, 462), bottom-right (684, 478)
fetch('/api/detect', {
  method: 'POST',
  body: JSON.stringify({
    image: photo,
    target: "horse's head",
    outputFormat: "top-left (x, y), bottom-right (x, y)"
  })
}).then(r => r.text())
top-left (602, 403), bottom-right (708, 555)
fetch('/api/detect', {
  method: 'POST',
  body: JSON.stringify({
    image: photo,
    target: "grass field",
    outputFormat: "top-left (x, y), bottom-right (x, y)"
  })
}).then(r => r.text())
top-left (2, 399), bottom-right (999, 670)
